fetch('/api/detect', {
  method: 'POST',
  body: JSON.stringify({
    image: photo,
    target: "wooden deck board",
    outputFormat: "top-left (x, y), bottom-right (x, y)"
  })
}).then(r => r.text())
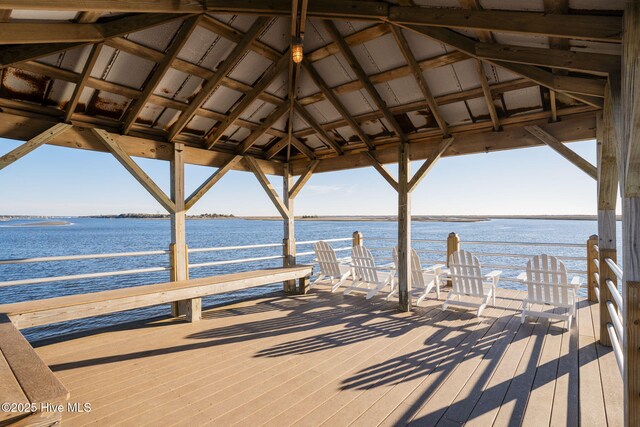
top-left (30, 287), bottom-right (622, 427)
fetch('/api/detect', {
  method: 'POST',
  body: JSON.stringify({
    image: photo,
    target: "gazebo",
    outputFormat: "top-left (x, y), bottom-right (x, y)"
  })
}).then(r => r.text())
top-left (0, 1), bottom-right (637, 425)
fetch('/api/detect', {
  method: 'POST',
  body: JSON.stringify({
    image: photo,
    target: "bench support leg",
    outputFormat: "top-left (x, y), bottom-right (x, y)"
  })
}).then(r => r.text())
top-left (297, 275), bottom-right (310, 295)
top-left (186, 298), bottom-right (201, 322)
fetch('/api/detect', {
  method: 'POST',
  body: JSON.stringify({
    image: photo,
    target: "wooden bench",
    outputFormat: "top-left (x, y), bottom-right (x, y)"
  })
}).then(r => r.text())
top-left (0, 265), bottom-right (313, 329)
top-left (0, 314), bottom-right (69, 426)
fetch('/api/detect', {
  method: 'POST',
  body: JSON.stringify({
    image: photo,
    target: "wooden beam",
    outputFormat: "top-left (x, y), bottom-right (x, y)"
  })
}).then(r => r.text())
top-left (403, 25), bottom-right (607, 101)
top-left (291, 136), bottom-right (316, 160)
top-left (0, 123), bottom-right (71, 170)
top-left (200, 14), bottom-right (281, 62)
top-left (0, 9), bottom-right (11, 22)
top-left (64, 43), bottom-right (103, 122)
top-left (525, 125), bottom-right (597, 179)
top-left (388, 6), bottom-right (621, 43)
top-left (408, 137), bottom-right (454, 192)
top-left (366, 152), bottom-right (398, 192)
top-left (245, 156), bottom-right (290, 218)
top-left (0, 1), bottom-right (205, 13)
top-left (302, 59), bottom-right (373, 149)
top-left (0, 43), bottom-right (83, 67)
top-left (185, 155), bottom-right (242, 210)
top-left (599, 101), bottom-right (619, 212)
top-left (0, 14), bottom-right (188, 67)
top-left (475, 42), bottom-right (619, 76)
top-left (476, 60), bottom-right (500, 131)
top-left (237, 103), bottom-right (290, 154)
top-left (0, 112), bottom-right (284, 174)
top-left (306, 23), bottom-right (391, 63)
top-left (169, 17), bottom-right (272, 141)
top-left (76, 11), bottom-right (103, 23)
top-left (324, 19), bottom-right (408, 142)
top-left (91, 128), bottom-right (176, 212)
top-left (290, 112), bottom-right (596, 175)
top-left (205, 50), bottom-right (289, 149)
top-left (390, 25), bottom-right (448, 136)
top-left (299, 50), bottom-right (468, 107)
top-left (289, 159), bottom-right (319, 199)
top-left (206, 0), bottom-right (388, 20)
top-left (0, 22), bottom-right (104, 44)
top-left (265, 137), bottom-right (291, 159)
top-left (122, 16), bottom-right (200, 134)
top-left (294, 102), bottom-right (343, 154)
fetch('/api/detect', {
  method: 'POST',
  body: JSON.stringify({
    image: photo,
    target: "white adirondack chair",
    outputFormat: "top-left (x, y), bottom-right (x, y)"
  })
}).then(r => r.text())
top-left (518, 254), bottom-right (581, 330)
top-left (443, 250), bottom-right (502, 316)
top-left (388, 247), bottom-right (443, 304)
top-left (312, 241), bottom-right (352, 292)
top-left (343, 245), bottom-right (394, 299)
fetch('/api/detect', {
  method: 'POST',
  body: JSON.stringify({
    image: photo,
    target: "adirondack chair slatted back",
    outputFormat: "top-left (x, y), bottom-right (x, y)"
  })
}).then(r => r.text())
top-left (449, 250), bottom-right (484, 297)
top-left (314, 241), bottom-right (342, 278)
top-left (392, 247), bottom-right (426, 289)
top-left (526, 255), bottom-right (570, 305)
top-left (352, 245), bottom-right (379, 284)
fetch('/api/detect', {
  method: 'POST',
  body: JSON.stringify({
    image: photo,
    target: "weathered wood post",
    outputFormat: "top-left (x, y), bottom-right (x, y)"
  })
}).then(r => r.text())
top-left (397, 141), bottom-right (412, 312)
top-left (283, 163), bottom-right (297, 294)
top-left (446, 232), bottom-right (460, 267)
top-left (352, 231), bottom-right (363, 247)
top-left (618, 3), bottom-right (640, 423)
top-left (170, 143), bottom-right (200, 321)
top-left (597, 105), bottom-right (619, 345)
top-left (586, 235), bottom-right (600, 303)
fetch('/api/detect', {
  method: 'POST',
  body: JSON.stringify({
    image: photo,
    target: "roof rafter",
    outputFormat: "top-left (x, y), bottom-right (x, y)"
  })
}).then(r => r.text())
top-left (0, 13), bottom-right (188, 67)
top-left (64, 42), bottom-right (103, 123)
top-left (205, 50), bottom-right (290, 149)
top-left (389, 25), bottom-right (448, 136)
top-left (237, 103), bottom-right (290, 154)
top-left (302, 58), bottom-right (373, 149)
top-left (475, 60), bottom-right (500, 131)
top-left (293, 101), bottom-right (343, 155)
top-left (403, 25), bottom-right (606, 106)
top-left (122, 15), bottom-right (200, 134)
top-left (168, 16), bottom-right (272, 141)
top-left (323, 19), bottom-right (407, 142)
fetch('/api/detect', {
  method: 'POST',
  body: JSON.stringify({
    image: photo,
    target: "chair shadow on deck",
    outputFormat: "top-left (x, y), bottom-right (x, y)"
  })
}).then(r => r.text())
top-left (334, 298), bottom-right (608, 426)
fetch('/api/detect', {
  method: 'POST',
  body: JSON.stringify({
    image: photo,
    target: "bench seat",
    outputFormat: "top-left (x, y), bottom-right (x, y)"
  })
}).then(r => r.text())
top-left (0, 314), bottom-right (69, 426)
top-left (0, 265), bottom-right (313, 329)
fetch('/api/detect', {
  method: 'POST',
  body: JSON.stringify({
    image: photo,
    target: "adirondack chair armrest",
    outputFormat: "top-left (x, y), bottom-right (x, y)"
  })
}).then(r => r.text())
top-left (570, 276), bottom-right (582, 291)
top-left (425, 264), bottom-right (446, 273)
top-left (485, 270), bottom-right (502, 279)
top-left (336, 257), bottom-right (352, 264)
top-left (516, 272), bottom-right (527, 281)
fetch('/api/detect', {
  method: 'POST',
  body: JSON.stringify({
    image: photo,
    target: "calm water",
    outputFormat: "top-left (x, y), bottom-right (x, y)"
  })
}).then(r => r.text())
top-left (0, 218), bottom-right (619, 343)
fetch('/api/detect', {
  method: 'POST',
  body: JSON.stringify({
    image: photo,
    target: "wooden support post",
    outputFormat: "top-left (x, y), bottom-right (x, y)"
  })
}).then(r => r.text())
top-left (0, 123), bottom-right (71, 170)
top-left (621, 3), bottom-right (640, 424)
top-left (447, 232), bottom-right (460, 267)
top-left (586, 234), bottom-right (599, 303)
top-left (397, 141), bottom-right (411, 312)
top-left (170, 143), bottom-right (200, 321)
top-left (283, 164), bottom-right (297, 294)
top-left (352, 231), bottom-right (363, 247)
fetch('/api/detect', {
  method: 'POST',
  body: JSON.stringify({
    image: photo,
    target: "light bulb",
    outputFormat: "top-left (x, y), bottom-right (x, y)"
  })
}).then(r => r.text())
top-left (292, 43), bottom-right (303, 63)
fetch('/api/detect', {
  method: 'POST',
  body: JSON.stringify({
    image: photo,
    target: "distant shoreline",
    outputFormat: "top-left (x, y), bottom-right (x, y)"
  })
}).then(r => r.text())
top-left (1, 215), bottom-right (621, 223)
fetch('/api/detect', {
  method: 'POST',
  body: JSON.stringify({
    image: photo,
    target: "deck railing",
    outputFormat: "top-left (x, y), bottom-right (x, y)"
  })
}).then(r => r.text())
top-left (603, 256), bottom-right (624, 375)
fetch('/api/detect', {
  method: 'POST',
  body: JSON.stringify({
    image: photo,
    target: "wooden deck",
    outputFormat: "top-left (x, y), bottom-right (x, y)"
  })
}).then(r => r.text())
top-left (34, 286), bottom-right (622, 426)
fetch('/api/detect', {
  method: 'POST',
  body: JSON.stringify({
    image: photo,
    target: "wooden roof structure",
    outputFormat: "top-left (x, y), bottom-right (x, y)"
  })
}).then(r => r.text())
top-left (0, 0), bottom-right (621, 176)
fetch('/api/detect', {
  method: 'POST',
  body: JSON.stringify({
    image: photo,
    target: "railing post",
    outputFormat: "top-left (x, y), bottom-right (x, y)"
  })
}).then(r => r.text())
top-left (446, 232), bottom-right (460, 267)
top-left (587, 234), bottom-right (599, 302)
top-left (352, 231), bottom-right (363, 247)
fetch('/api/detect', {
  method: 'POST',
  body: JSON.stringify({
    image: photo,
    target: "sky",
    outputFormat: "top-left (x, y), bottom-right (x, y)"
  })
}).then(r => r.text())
top-left (0, 137), bottom-right (618, 216)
